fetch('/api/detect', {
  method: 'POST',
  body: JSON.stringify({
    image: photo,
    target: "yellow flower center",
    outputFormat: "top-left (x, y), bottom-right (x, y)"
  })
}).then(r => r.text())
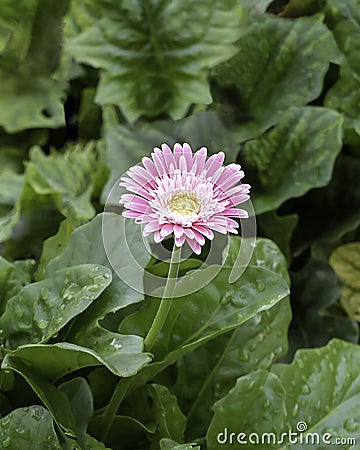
top-left (168, 193), bottom-right (201, 216)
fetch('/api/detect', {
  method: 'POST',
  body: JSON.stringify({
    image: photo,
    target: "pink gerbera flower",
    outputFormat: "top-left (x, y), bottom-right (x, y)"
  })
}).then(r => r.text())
top-left (119, 143), bottom-right (250, 255)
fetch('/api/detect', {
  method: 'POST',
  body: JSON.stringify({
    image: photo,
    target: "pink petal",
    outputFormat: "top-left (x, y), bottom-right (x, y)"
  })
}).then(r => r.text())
top-left (208, 223), bottom-right (228, 234)
top-left (217, 167), bottom-right (244, 190)
top-left (192, 225), bottom-right (214, 240)
top-left (124, 202), bottom-right (148, 213)
top-left (204, 152), bottom-right (225, 177)
top-left (154, 230), bottom-right (163, 243)
top-left (122, 210), bottom-right (143, 219)
top-left (183, 228), bottom-right (195, 239)
top-left (226, 184), bottom-right (248, 197)
top-left (182, 143), bottom-right (193, 170)
top-left (174, 224), bottom-right (184, 238)
top-left (162, 144), bottom-right (176, 171)
top-left (226, 218), bottom-right (239, 228)
top-left (193, 147), bottom-right (207, 175)
top-left (229, 193), bottom-right (250, 206)
top-left (225, 208), bottom-right (249, 218)
top-left (186, 237), bottom-right (202, 255)
top-left (173, 143), bottom-right (183, 166)
top-left (179, 155), bottom-right (187, 172)
top-left (152, 148), bottom-right (168, 176)
top-left (141, 157), bottom-right (158, 177)
top-left (160, 223), bottom-right (174, 237)
top-left (175, 235), bottom-right (186, 247)
top-left (192, 230), bottom-right (205, 245)
top-left (143, 221), bottom-right (160, 236)
top-left (128, 167), bottom-right (152, 185)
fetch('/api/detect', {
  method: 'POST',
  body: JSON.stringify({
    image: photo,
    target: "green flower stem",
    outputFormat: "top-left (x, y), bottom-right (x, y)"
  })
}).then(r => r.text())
top-left (144, 244), bottom-right (182, 351)
top-left (100, 244), bottom-right (181, 441)
top-left (99, 377), bottom-right (133, 441)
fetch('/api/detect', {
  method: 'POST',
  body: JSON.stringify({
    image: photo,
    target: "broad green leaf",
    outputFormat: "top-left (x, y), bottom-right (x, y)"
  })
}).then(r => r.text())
top-left (207, 370), bottom-right (286, 450)
top-left (212, 14), bottom-right (339, 141)
top-left (2, 340), bottom-right (148, 382)
top-left (207, 339), bottom-right (360, 449)
top-left (173, 238), bottom-right (291, 438)
top-left (244, 107), bottom-right (343, 214)
top-left (122, 266), bottom-right (289, 358)
top-left (175, 302), bottom-right (291, 440)
top-left (120, 261), bottom-right (290, 389)
top-left (59, 377), bottom-right (93, 446)
top-left (45, 213), bottom-right (149, 312)
top-left (330, 242), bottom-right (360, 321)
top-left (289, 259), bottom-right (358, 360)
top-left (224, 237), bottom-right (290, 283)
top-left (0, 76), bottom-right (66, 133)
top-left (46, 213), bottom-right (150, 293)
top-left (1, 357), bottom-right (77, 436)
top-left (272, 339), bottom-right (360, 447)
top-left (26, 143), bottom-right (99, 221)
top-left (101, 110), bottom-right (238, 202)
top-left (2, 343), bottom-right (115, 380)
top-left (325, 0), bottom-right (360, 76)
top-left (3, 355), bottom-right (115, 445)
top-left (71, 326), bottom-right (151, 377)
top-left (325, 65), bottom-right (360, 134)
top-left (0, 264), bottom-right (112, 349)
top-left (148, 384), bottom-right (186, 444)
top-left (45, 213), bottom-right (152, 377)
top-left (0, 406), bottom-right (62, 450)
top-left (67, 0), bottom-right (246, 121)
top-left (159, 439), bottom-right (200, 450)
top-left (0, 1), bottom-right (69, 132)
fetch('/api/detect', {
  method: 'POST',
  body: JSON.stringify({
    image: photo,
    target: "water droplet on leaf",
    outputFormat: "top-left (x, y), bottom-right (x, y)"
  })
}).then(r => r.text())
top-left (220, 291), bottom-right (232, 305)
top-left (1, 416), bottom-right (10, 427)
top-left (37, 319), bottom-right (49, 330)
top-left (344, 418), bottom-right (358, 432)
top-left (14, 303), bottom-right (25, 318)
top-left (110, 338), bottom-right (122, 350)
top-left (296, 360), bottom-right (304, 369)
top-left (2, 436), bottom-right (11, 447)
top-left (301, 385), bottom-right (310, 394)
top-left (239, 350), bottom-right (250, 362)
top-left (18, 321), bottom-right (32, 330)
top-left (292, 404), bottom-right (299, 417)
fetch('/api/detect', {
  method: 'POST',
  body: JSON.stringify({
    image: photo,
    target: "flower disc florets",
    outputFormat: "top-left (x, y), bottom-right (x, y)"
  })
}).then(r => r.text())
top-left (119, 143), bottom-right (250, 255)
